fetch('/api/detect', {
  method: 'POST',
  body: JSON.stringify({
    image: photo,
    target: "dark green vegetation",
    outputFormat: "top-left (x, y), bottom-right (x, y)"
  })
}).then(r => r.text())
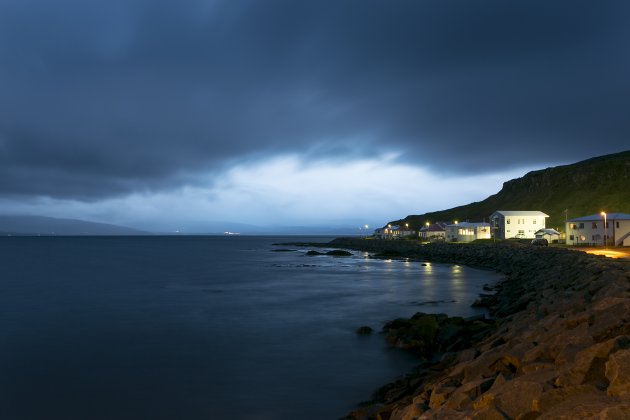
top-left (390, 150), bottom-right (630, 231)
top-left (383, 313), bottom-right (494, 359)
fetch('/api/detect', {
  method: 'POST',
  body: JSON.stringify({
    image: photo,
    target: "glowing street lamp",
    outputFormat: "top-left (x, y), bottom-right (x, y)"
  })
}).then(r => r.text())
top-left (601, 211), bottom-right (607, 248)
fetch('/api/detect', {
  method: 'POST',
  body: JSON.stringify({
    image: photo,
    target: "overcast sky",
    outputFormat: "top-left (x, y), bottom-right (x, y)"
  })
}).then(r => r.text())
top-left (1, 1), bottom-right (629, 232)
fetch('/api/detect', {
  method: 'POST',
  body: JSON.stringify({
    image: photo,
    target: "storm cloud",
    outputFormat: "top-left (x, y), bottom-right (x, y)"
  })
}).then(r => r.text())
top-left (0, 1), bottom-right (628, 227)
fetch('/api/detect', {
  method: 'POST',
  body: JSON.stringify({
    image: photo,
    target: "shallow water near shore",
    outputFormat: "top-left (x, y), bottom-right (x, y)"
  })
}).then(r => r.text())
top-left (0, 236), bottom-right (500, 419)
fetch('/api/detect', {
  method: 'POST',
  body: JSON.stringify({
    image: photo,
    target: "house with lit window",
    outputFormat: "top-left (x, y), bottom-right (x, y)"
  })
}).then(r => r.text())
top-left (566, 213), bottom-right (630, 246)
top-left (419, 222), bottom-right (448, 241)
top-left (374, 225), bottom-right (415, 239)
top-left (445, 222), bottom-right (491, 242)
top-left (489, 211), bottom-right (549, 240)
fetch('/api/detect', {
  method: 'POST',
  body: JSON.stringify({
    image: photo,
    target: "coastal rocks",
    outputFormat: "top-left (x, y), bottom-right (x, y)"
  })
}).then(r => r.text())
top-left (306, 250), bottom-right (325, 255)
top-left (305, 249), bottom-right (353, 256)
top-left (605, 349), bottom-right (630, 397)
top-left (357, 326), bottom-right (374, 335)
top-left (336, 238), bottom-right (630, 419)
top-left (326, 250), bottom-right (353, 256)
top-left (382, 313), bottom-right (495, 359)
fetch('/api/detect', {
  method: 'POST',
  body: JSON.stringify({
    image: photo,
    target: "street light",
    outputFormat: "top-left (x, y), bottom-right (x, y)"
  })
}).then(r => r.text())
top-left (601, 211), bottom-right (607, 248)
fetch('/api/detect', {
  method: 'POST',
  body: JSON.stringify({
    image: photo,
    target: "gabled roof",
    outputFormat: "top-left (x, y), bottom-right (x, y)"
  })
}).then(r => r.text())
top-left (535, 228), bottom-right (560, 235)
top-left (420, 222), bottom-right (448, 232)
top-left (568, 213), bottom-right (630, 222)
top-left (447, 222), bottom-right (490, 228)
top-left (491, 211), bottom-right (549, 217)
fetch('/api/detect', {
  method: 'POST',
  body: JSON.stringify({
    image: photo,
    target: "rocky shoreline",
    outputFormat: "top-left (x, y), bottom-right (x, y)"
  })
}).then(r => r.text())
top-left (325, 238), bottom-right (630, 419)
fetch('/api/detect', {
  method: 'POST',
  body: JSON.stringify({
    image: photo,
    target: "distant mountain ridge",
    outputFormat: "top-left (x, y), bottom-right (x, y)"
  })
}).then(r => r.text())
top-left (0, 215), bottom-right (366, 236)
top-left (0, 216), bottom-right (147, 236)
top-left (391, 150), bottom-right (630, 231)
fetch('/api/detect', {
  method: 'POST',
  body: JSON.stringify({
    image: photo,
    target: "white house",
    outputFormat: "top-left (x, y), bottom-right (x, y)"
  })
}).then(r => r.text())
top-left (446, 222), bottom-right (491, 242)
top-left (489, 211), bottom-right (549, 240)
top-left (566, 213), bottom-right (630, 246)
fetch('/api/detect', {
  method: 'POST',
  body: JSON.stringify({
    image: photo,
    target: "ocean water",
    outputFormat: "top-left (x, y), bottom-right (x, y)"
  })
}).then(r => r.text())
top-left (0, 236), bottom-right (500, 420)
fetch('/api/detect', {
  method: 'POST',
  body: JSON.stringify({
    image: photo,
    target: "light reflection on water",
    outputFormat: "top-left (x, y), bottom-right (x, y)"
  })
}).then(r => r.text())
top-left (0, 236), bottom-right (501, 420)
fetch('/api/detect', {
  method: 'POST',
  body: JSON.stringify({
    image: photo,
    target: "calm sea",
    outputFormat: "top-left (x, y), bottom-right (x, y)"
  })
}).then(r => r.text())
top-left (0, 236), bottom-right (500, 420)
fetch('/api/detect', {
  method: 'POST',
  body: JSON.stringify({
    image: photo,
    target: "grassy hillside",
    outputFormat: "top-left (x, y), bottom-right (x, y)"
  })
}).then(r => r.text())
top-left (391, 150), bottom-right (630, 231)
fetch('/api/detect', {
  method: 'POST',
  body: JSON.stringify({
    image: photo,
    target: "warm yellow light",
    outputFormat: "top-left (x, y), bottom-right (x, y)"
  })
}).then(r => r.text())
top-left (425, 222), bottom-right (430, 227)
top-left (601, 211), bottom-right (606, 216)
top-left (454, 220), bottom-right (458, 225)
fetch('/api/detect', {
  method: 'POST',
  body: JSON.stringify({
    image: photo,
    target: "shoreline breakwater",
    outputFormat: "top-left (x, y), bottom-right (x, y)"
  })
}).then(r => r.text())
top-left (325, 238), bottom-right (630, 419)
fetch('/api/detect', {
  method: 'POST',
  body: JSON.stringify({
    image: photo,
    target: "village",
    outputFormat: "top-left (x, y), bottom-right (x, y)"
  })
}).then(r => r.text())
top-left (374, 210), bottom-right (630, 247)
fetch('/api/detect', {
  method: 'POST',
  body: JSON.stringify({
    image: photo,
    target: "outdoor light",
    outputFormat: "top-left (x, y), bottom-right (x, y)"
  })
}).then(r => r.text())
top-left (601, 211), bottom-right (607, 248)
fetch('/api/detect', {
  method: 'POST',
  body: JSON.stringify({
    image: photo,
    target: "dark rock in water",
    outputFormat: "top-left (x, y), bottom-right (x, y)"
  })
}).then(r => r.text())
top-left (472, 293), bottom-right (498, 308)
top-left (382, 312), bottom-right (494, 359)
top-left (305, 250), bottom-right (325, 256)
top-left (326, 250), bottom-right (352, 256)
top-left (272, 249), bottom-right (296, 252)
top-left (356, 326), bottom-right (374, 335)
top-left (421, 263), bottom-right (428, 266)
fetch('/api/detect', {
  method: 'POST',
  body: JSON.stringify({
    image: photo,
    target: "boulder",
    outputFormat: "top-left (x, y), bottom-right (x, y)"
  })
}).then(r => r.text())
top-left (606, 349), bottom-right (630, 397)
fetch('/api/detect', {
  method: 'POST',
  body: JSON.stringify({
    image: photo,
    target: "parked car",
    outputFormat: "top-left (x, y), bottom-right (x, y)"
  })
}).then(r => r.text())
top-left (531, 238), bottom-right (548, 246)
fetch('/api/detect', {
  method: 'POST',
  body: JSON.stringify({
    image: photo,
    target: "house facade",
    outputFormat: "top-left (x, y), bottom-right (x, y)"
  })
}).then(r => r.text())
top-left (374, 225), bottom-right (416, 239)
top-left (419, 222), bottom-right (448, 241)
top-left (566, 213), bottom-right (630, 246)
top-left (534, 228), bottom-right (561, 243)
top-left (445, 222), bottom-right (491, 242)
top-left (489, 211), bottom-right (549, 240)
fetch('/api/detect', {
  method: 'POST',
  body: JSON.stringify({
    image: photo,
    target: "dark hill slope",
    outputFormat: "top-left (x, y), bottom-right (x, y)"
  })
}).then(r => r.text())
top-left (0, 215), bottom-right (147, 235)
top-left (391, 150), bottom-right (630, 231)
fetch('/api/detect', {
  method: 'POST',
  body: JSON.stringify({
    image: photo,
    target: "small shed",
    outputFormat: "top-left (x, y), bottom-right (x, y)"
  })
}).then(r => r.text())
top-left (535, 228), bottom-right (560, 243)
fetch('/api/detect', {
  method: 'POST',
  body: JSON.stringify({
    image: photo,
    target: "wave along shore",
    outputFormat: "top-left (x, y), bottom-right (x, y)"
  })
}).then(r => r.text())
top-left (326, 238), bottom-right (630, 419)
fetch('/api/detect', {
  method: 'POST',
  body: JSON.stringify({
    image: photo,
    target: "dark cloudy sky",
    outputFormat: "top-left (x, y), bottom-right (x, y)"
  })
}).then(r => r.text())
top-left (1, 1), bottom-right (628, 231)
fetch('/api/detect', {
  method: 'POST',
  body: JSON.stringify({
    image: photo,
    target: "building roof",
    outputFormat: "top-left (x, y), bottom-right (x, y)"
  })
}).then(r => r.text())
top-left (447, 222), bottom-right (490, 228)
top-left (568, 212), bottom-right (630, 222)
top-left (535, 228), bottom-right (560, 235)
top-left (491, 211), bottom-right (549, 217)
top-left (420, 222), bottom-right (448, 232)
